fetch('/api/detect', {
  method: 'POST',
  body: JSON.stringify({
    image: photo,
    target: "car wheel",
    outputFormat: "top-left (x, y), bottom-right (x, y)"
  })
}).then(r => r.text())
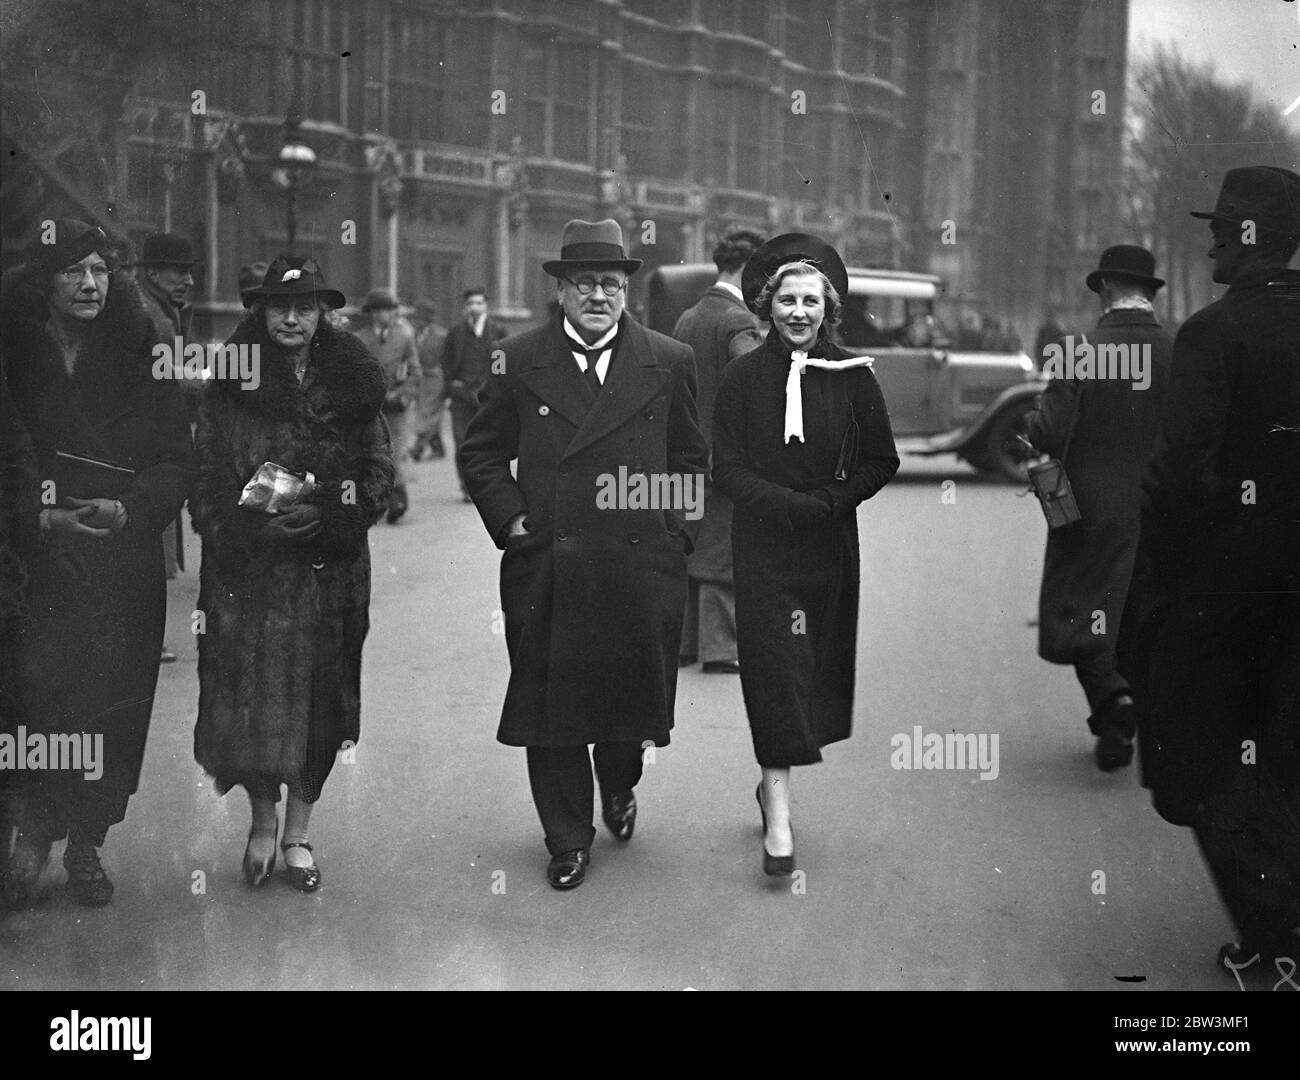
top-left (981, 399), bottom-right (1038, 483)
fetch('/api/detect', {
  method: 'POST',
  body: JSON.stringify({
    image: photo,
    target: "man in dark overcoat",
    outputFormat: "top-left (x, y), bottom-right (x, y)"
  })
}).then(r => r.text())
top-left (1026, 245), bottom-right (1173, 771)
top-left (460, 219), bottom-right (708, 890)
top-left (442, 288), bottom-right (507, 501)
top-left (1137, 166), bottom-right (1300, 969)
top-left (671, 227), bottom-right (765, 674)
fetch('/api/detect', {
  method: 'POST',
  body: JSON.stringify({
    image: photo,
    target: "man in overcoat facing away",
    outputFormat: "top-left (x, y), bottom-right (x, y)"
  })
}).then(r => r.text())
top-left (1026, 245), bottom-right (1173, 772)
top-left (671, 227), bottom-right (765, 674)
top-left (1136, 165), bottom-right (1300, 970)
top-left (459, 219), bottom-right (708, 889)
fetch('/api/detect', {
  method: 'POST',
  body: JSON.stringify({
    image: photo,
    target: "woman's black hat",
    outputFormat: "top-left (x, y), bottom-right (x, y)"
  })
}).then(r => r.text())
top-left (243, 256), bottom-right (346, 310)
top-left (741, 233), bottom-right (849, 313)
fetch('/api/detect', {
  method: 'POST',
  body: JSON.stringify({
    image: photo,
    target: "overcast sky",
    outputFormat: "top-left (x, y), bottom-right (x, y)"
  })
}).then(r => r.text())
top-left (1129, 0), bottom-right (1300, 134)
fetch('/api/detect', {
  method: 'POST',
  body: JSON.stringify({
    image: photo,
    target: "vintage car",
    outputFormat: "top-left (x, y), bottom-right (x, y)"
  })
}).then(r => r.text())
top-left (645, 264), bottom-right (1043, 481)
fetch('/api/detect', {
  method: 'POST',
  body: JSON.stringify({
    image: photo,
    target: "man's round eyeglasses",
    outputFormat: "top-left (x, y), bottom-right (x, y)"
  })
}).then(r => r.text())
top-left (58, 266), bottom-right (110, 283)
top-left (565, 277), bottom-right (626, 297)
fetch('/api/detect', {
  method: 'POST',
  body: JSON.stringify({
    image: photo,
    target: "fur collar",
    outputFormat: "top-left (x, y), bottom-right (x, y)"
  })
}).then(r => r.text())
top-left (219, 317), bottom-right (386, 424)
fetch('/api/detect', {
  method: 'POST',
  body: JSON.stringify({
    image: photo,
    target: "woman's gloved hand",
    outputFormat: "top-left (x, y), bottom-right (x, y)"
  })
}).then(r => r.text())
top-left (263, 503), bottom-right (323, 546)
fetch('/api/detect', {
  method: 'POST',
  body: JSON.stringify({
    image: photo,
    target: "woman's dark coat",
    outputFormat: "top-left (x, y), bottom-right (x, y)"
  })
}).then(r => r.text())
top-left (191, 318), bottom-right (393, 799)
top-left (1025, 309), bottom-right (1173, 668)
top-left (712, 329), bottom-right (899, 767)
top-left (458, 314), bottom-right (709, 748)
top-left (0, 273), bottom-right (195, 838)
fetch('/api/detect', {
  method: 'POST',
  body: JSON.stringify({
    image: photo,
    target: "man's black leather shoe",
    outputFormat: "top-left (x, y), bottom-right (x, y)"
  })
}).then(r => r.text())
top-left (546, 848), bottom-right (590, 889)
top-left (601, 791), bottom-right (637, 841)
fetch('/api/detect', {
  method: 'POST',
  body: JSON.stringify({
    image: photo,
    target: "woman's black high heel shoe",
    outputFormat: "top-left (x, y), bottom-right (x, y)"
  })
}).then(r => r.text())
top-left (281, 841), bottom-right (321, 892)
top-left (242, 828), bottom-right (277, 887)
top-left (756, 784), bottom-right (795, 876)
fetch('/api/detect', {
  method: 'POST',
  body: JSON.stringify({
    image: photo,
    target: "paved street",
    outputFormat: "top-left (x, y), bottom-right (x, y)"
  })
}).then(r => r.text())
top-left (2, 448), bottom-right (1233, 991)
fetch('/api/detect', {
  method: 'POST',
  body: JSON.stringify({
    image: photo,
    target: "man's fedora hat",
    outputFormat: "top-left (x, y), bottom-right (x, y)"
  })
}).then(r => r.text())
top-left (361, 287), bottom-right (400, 311)
top-left (741, 232), bottom-right (849, 312)
top-left (242, 256), bottom-right (346, 310)
top-left (139, 232), bottom-right (199, 267)
top-left (1190, 165), bottom-right (1300, 243)
top-left (542, 219), bottom-right (642, 277)
top-left (1085, 244), bottom-right (1165, 294)
top-left (25, 219), bottom-right (109, 276)
top-left (238, 261), bottom-right (270, 307)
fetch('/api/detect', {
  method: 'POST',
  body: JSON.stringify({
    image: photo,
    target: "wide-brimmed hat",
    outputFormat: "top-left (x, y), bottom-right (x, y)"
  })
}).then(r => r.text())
top-left (361, 287), bottom-right (400, 311)
top-left (1084, 244), bottom-right (1165, 294)
top-left (139, 232), bottom-right (198, 267)
top-left (25, 219), bottom-right (110, 276)
top-left (242, 256), bottom-right (346, 309)
top-left (1190, 165), bottom-right (1300, 244)
top-left (542, 219), bottom-right (642, 277)
top-left (741, 233), bottom-right (849, 312)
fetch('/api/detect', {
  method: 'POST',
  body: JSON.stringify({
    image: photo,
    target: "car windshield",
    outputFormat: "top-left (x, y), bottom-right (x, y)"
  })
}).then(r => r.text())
top-left (839, 295), bottom-right (935, 348)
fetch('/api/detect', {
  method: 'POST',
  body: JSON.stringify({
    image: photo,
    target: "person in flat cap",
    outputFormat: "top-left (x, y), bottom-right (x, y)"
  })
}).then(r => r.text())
top-left (0, 219), bottom-right (195, 909)
top-left (1134, 165), bottom-right (1300, 972)
top-left (1025, 244), bottom-right (1173, 772)
top-left (191, 255), bottom-right (394, 895)
top-left (712, 234), bottom-right (898, 877)
top-left (353, 287), bottom-right (420, 523)
top-left (459, 218), bottom-right (709, 890)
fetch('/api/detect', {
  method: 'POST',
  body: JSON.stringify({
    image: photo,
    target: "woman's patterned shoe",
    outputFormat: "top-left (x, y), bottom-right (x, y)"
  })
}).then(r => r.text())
top-left (281, 841), bottom-right (321, 892)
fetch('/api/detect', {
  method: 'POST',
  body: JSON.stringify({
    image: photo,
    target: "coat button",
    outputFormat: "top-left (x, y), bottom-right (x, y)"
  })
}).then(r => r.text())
top-left (538, 405), bottom-right (550, 416)
top-left (628, 533), bottom-right (640, 544)
top-left (556, 527), bottom-right (568, 540)
top-left (559, 468), bottom-right (569, 478)
top-left (644, 410), bottom-right (655, 421)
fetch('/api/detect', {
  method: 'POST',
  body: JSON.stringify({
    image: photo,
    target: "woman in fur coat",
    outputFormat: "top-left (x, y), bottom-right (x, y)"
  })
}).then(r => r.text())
top-left (191, 257), bottom-right (393, 892)
top-left (0, 220), bottom-right (195, 908)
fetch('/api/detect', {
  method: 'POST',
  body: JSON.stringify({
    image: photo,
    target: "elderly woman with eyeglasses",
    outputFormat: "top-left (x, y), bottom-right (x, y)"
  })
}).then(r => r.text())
top-left (190, 257), bottom-right (393, 892)
top-left (0, 220), bottom-right (195, 908)
top-left (712, 234), bottom-right (899, 877)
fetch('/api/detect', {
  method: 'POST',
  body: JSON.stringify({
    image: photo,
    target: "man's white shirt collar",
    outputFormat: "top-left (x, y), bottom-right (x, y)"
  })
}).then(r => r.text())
top-left (715, 280), bottom-right (743, 302)
top-left (563, 318), bottom-right (618, 382)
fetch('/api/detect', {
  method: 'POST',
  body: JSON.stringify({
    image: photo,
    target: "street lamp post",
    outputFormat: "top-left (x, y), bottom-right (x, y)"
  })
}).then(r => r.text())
top-left (271, 116), bottom-right (318, 253)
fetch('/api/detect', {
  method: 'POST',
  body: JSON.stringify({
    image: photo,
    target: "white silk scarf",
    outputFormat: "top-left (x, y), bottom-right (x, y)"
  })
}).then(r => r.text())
top-left (784, 351), bottom-right (876, 443)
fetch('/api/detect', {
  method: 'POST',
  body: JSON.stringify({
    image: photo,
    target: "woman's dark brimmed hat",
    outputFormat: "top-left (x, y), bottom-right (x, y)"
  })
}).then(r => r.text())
top-left (243, 256), bottom-right (346, 309)
top-left (742, 233), bottom-right (849, 313)
top-left (1084, 244), bottom-right (1165, 293)
top-left (25, 219), bottom-right (110, 276)
top-left (542, 219), bottom-right (642, 277)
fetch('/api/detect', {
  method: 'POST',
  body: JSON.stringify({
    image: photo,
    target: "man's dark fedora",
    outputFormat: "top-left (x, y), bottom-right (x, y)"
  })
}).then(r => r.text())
top-left (1190, 165), bottom-right (1300, 243)
top-left (741, 232), bottom-right (849, 313)
top-left (1085, 244), bottom-right (1165, 294)
top-left (542, 219), bottom-right (641, 277)
top-left (242, 256), bottom-right (346, 309)
top-left (139, 232), bottom-right (198, 267)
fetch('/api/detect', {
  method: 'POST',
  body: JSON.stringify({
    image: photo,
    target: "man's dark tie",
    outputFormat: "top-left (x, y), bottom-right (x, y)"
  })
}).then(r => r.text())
top-left (575, 340), bottom-right (614, 397)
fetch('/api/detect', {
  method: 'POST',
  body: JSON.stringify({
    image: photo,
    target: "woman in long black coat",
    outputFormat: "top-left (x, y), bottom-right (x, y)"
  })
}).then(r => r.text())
top-left (0, 220), bottom-right (195, 908)
top-left (712, 235), bottom-right (898, 876)
top-left (191, 257), bottom-right (393, 892)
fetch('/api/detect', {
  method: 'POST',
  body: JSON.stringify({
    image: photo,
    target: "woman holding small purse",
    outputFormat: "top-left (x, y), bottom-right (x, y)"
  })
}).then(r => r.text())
top-left (191, 257), bottom-right (393, 891)
top-left (712, 235), bottom-right (898, 877)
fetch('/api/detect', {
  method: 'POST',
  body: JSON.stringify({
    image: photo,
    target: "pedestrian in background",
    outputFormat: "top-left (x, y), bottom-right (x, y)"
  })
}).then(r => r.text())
top-left (442, 288), bottom-right (506, 502)
top-left (191, 257), bottom-right (393, 893)
top-left (409, 298), bottom-right (448, 461)
top-left (1136, 166), bottom-right (1300, 970)
top-left (354, 287), bottom-right (419, 523)
top-left (237, 260), bottom-right (269, 310)
top-left (0, 220), bottom-right (194, 908)
top-left (1025, 245), bottom-right (1173, 771)
top-left (137, 231), bottom-right (199, 660)
top-left (671, 226), bottom-right (766, 675)
top-left (712, 234), bottom-right (898, 876)
top-left (460, 219), bottom-right (708, 890)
